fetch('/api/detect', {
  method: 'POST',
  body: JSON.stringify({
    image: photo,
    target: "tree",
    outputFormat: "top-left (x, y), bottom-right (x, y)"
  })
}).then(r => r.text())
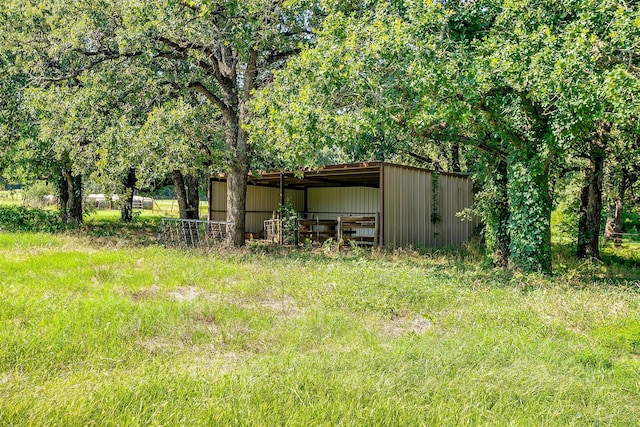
top-left (137, 97), bottom-right (227, 219)
top-left (252, 0), bottom-right (640, 272)
top-left (5, 0), bottom-right (325, 244)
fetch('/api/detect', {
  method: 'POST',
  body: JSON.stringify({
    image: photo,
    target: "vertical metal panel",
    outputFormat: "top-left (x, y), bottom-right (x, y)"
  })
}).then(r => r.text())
top-left (207, 177), bottom-right (213, 221)
top-left (307, 187), bottom-right (379, 238)
top-left (383, 165), bottom-right (433, 248)
top-left (438, 174), bottom-right (475, 246)
top-left (209, 166), bottom-right (474, 243)
top-left (245, 186), bottom-right (303, 232)
top-left (210, 181), bottom-right (303, 233)
top-left (211, 181), bottom-right (227, 212)
top-left (383, 166), bottom-right (474, 248)
top-left (379, 164), bottom-right (384, 247)
top-left (307, 187), bottom-right (379, 218)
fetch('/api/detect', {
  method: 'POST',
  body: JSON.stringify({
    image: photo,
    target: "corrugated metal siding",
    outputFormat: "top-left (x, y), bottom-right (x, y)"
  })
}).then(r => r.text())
top-left (210, 180), bottom-right (303, 233)
top-left (383, 165), bottom-right (433, 248)
top-left (211, 181), bottom-right (227, 212)
top-left (210, 166), bottom-right (473, 243)
top-left (307, 187), bottom-right (380, 238)
top-left (383, 165), bottom-right (474, 248)
top-left (438, 174), bottom-right (475, 246)
top-left (307, 187), bottom-right (379, 218)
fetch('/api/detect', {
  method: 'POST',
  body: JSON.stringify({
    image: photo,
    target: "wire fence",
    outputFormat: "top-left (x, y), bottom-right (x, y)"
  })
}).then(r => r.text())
top-left (157, 218), bottom-right (233, 248)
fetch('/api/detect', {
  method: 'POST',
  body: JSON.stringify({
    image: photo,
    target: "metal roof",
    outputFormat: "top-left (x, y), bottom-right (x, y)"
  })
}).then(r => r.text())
top-left (211, 162), bottom-right (469, 189)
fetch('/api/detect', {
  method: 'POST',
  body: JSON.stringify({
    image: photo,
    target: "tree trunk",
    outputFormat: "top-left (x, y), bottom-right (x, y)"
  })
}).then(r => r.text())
top-left (605, 174), bottom-right (629, 247)
top-left (507, 149), bottom-right (552, 273)
top-left (121, 168), bottom-right (136, 223)
top-left (68, 173), bottom-right (83, 224)
top-left (173, 170), bottom-right (187, 218)
top-left (484, 159), bottom-right (510, 267)
top-left (58, 167), bottom-right (69, 224)
top-left (604, 203), bottom-right (616, 242)
top-left (577, 141), bottom-right (606, 258)
top-left (187, 44), bottom-right (255, 247)
top-left (222, 104), bottom-right (250, 247)
top-left (450, 142), bottom-right (461, 173)
top-left (59, 166), bottom-right (83, 224)
top-left (185, 173), bottom-right (200, 220)
top-left (226, 157), bottom-right (248, 246)
top-left (172, 170), bottom-right (200, 220)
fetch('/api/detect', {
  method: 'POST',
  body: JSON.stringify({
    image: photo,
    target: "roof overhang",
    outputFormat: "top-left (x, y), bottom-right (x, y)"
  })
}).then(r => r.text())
top-left (213, 162), bottom-right (384, 189)
top-left (210, 161), bottom-right (470, 190)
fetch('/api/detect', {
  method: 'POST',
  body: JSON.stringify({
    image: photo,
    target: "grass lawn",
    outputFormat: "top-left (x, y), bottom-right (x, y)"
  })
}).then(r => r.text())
top-left (1, 230), bottom-right (640, 425)
top-left (140, 199), bottom-right (209, 218)
top-left (0, 190), bottom-right (21, 206)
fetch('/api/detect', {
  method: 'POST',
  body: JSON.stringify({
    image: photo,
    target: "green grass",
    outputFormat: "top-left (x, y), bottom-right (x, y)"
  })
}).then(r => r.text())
top-left (0, 190), bottom-right (21, 206)
top-left (141, 199), bottom-right (208, 218)
top-left (1, 230), bottom-right (640, 425)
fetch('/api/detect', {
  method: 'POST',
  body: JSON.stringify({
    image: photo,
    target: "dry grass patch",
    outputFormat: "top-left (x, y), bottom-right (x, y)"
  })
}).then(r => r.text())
top-left (128, 285), bottom-right (161, 301)
top-left (167, 286), bottom-right (204, 302)
top-left (381, 313), bottom-right (434, 338)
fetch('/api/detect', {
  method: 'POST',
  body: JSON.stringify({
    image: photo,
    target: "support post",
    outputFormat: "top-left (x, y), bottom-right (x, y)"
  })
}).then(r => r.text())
top-left (378, 164), bottom-right (385, 247)
top-left (279, 172), bottom-right (285, 244)
top-left (207, 177), bottom-right (213, 221)
top-left (303, 187), bottom-right (308, 218)
top-left (279, 172), bottom-right (285, 211)
top-left (374, 213), bottom-right (379, 246)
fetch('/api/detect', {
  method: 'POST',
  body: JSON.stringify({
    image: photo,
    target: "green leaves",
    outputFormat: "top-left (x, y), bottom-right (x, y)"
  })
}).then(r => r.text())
top-left (0, 205), bottom-right (67, 233)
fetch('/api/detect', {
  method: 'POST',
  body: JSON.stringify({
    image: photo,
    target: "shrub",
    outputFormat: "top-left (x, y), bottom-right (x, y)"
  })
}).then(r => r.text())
top-left (624, 210), bottom-right (640, 234)
top-left (0, 205), bottom-right (66, 233)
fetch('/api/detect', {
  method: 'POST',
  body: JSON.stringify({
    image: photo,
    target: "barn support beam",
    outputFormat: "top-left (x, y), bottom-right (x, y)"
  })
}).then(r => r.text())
top-left (379, 164), bottom-right (384, 247)
top-left (207, 177), bottom-right (213, 221)
top-left (279, 173), bottom-right (285, 213)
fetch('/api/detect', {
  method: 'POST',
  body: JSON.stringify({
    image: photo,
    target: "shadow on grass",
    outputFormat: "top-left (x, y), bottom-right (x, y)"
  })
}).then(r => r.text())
top-left (600, 244), bottom-right (640, 269)
top-left (76, 214), bottom-right (163, 246)
top-left (553, 242), bottom-right (640, 268)
top-left (551, 242), bottom-right (640, 292)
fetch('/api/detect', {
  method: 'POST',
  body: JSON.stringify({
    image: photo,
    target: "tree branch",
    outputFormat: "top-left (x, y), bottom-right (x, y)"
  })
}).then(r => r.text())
top-left (243, 48), bottom-right (258, 103)
top-left (265, 47), bottom-right (302, 66)
top-left (35, 50), bottom-right (143, 84)
top-left (155, 35), bottom-right (236, 91)
top-left (188, 81), bottom-right (229, 117)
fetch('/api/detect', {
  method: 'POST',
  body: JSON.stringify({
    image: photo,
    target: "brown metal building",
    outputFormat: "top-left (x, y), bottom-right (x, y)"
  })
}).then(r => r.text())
top-left (208, 162), bottom-right (475, 248)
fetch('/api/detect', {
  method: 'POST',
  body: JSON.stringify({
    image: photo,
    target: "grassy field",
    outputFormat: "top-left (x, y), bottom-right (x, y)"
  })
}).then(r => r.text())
top-left (0, 190), bottom-right (21, 206)
top-left (0, 190), bottom-right (207, 217)
top-left (1, 227), bottom-right (639, 426)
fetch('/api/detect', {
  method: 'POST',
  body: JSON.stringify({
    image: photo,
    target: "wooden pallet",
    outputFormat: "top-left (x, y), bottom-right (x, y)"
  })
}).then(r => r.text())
top-left (298, 218), bottom-right (337, 243)
top-left (337, 215), bottom-right (378, 246)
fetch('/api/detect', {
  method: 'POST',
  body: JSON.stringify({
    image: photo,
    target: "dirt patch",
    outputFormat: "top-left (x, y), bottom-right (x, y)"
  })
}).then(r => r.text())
top-left (166, 286), bottom-right (224, 303)
top-left (167, 286), bottom-right (203, 302)
top-left (179, 350), bottom-right (247, 377)
top-left (0, 373), bottom-right (16, 385)
top-left (139, 337), bottom-right (178, 356)
top-left (566, 324), bottom-right (587, 336)
top-left (129, 285), bottom-right (160, 301)
top-left (259, 295), bottom-right (301, 317)
top-left (383, 314), bottom-right (433, 337)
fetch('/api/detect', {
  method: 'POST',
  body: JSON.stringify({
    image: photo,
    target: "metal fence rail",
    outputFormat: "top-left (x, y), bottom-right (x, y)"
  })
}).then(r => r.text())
top-left (157, 218), bottom-right (233, 248)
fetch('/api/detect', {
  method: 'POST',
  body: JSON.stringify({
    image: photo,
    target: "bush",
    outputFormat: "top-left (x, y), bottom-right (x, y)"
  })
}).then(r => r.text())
top-left (624, 210), bottom-right (640, 234)
top-left (0, 205), bottom-right (66, 233)
top-left (551, 208), bottom-right (578, 244)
